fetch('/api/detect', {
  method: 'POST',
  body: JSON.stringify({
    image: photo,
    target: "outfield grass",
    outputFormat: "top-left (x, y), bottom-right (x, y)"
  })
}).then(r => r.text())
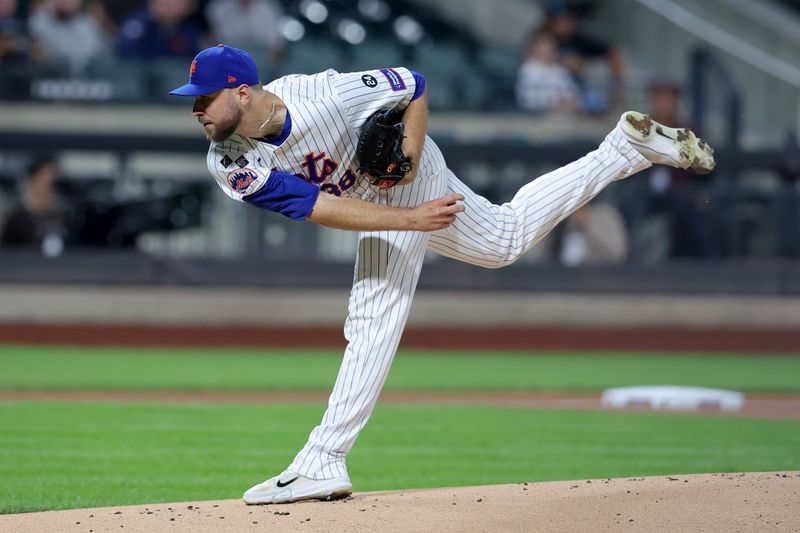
top-left (0, 401), bottom-right (798, 513)
top-left (1, 345), bottom-right (799, 393)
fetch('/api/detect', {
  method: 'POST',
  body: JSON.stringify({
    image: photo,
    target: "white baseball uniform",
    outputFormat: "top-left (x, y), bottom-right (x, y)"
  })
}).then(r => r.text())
top-left (205, 67), bottom-right (651, 480)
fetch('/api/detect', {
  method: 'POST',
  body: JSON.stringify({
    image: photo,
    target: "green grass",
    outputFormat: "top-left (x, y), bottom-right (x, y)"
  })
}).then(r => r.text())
top-left (0, 345), bottom-right (799, 393)
top-left (1, 345), bottom-right (798, 513)
top-left (0, 401), bottom-right (798, 513)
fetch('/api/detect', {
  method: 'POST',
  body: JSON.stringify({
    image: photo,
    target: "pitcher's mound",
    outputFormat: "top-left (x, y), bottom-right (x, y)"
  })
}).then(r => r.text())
top-left (2, 471), bottom-right (798, 532)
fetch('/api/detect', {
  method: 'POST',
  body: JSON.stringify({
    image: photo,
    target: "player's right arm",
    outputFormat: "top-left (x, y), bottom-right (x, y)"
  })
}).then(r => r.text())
top-left (207, 143), bottom-right (463, 231)
top-left (238, 169), bottom-right (464, 231)
top-left (307, 191), bottom-right (464, 232)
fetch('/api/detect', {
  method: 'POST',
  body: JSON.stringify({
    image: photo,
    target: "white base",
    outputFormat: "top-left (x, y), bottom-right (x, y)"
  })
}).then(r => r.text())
top-left (601, 385), bottom-right (745, 411)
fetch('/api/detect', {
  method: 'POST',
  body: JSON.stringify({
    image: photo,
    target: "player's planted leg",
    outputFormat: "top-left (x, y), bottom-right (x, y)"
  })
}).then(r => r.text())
top-left (243, 154), bottom-right (449, 504)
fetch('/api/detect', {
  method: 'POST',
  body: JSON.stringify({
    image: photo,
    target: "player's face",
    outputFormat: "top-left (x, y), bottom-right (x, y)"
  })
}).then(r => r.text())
top-left (193, 89), bottom-right (243, 142)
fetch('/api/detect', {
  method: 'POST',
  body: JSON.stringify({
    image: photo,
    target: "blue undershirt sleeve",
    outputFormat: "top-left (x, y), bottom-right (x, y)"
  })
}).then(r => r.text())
top-left (243, 170), bottom-right (320, 221)
top-left (410, 71), bottom-right (426, 101)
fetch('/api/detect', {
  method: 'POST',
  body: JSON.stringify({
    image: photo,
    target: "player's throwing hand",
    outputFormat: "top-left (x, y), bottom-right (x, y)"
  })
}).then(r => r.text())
top-left (409, 193), bottom-right (465, 231)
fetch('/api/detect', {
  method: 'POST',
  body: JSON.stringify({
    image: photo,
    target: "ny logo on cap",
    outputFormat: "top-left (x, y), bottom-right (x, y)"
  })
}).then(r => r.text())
top-left (190, 60), bottom-right (197, 77)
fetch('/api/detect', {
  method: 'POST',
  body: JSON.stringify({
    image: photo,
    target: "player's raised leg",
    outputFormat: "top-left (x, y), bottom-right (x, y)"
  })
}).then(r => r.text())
top-left (426, 111), bottom-right (714, 267)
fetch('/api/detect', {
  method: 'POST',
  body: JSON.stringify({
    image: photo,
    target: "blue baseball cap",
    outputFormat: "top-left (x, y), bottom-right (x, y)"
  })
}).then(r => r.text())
top-left (169, 44), bottom-right (259, 97)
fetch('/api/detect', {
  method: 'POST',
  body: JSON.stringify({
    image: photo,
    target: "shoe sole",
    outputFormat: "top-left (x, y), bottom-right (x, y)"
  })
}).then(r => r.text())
top-left (622, 111), bottom-right (716, 174)
top-left (243, 480), bottom-right (353, 505)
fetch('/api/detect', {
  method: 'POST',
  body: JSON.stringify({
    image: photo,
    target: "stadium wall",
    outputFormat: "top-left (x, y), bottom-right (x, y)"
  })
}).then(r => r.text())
top-left (0, 253), bottom-right (797, 352)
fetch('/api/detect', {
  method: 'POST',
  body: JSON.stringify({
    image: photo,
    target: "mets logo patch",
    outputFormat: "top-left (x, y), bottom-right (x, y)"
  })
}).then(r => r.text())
top-left (227, 168), bottom-right (258, 193)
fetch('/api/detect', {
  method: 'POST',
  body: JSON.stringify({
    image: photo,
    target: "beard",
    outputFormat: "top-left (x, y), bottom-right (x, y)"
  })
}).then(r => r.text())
top-left (205, 106), bottom-right (243, 142)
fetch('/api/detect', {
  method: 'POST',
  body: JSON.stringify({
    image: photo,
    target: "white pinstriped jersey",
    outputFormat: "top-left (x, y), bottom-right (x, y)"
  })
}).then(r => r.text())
top-left (205, 67), bottom-right (423, 206)
top-left (191, 62), bottom-right (658, 482)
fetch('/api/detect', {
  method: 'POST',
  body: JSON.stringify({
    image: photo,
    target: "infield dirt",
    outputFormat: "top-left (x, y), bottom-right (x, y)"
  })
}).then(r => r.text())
top-left (2, 471), bottom-right (798, 532)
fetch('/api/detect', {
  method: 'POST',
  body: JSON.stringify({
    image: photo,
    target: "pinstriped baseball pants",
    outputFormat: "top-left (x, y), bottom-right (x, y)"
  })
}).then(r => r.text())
top-left (288, 127), bottom-right (652, 480)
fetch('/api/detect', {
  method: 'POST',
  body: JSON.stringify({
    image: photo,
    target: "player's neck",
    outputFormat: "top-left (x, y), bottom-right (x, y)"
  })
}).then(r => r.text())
top-left (238, 93), bottom-right (286, 139)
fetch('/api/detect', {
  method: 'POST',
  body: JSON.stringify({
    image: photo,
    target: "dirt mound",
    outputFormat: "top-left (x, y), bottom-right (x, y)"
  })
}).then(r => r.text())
top-left (2, 471), bottom-right (798, 532)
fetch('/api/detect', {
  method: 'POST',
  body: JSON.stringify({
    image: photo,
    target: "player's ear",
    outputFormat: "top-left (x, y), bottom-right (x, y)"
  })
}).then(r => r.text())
top-left (235, 84), bottom-right (252, 106)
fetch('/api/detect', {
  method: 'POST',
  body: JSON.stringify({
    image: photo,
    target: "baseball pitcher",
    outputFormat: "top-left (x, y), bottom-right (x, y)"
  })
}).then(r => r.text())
top-left (170, 45), bottom-right (715, 504)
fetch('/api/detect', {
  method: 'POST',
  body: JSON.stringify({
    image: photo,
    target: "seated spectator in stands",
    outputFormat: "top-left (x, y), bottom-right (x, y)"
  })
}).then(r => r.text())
top-left (1, 157), bottom-right (67, 257)
top-left (0, 0), bottom-right (21, 23)
top-left (0, 18), bottom-right (31, 98)
top-left (28, 0), bottom-right (107, 76)
top-left (1, 0), bottom-right (46, 99)
top-left (537, 0), bottom-right (624, 112)
top-left (558, 203), bottom-right (628, 266)
top-left (118, 0), bottom-right (200, 58)
top-left (88, 0), bottom-right (143, 38)
top-left (644, 80), bottom-right (710, 258)
top-left (206, 0), bottom-right (284, 69)
top-left (616, 80), bottom-right (710, 261)
top-left (516, 32), bottom-right (579, 113)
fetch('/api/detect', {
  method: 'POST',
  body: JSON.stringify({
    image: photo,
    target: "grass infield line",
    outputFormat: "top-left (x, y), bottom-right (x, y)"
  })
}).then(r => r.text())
top-left (1, 346), bottom-right (800, 393)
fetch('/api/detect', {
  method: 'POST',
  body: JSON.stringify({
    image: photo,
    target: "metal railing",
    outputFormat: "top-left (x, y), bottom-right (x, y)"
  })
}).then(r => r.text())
top-left (637, 0), bottom-right (800, 135)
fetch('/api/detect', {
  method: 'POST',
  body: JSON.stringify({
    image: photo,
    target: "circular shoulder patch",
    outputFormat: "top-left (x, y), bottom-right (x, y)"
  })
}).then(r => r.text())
top-left (361, 74), bottom-right (378, 88)
top-left (227, 168), bottom-right (258, 193)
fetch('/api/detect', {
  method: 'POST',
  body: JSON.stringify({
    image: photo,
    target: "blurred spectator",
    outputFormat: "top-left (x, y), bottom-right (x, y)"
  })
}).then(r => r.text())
top-left (646, 80), bottom-right (710, 258)
top-left (1, 0), bottom-right (47, 98)
top-left (515, 31), bottom-right (579, 113)
top-left (558, 203), bottom-right (628, 266)
top-left (537, 0), bottom-right (624, 112)
top-left (1, 156), bottom-right (67, 257)
top-left (28, 0), bottom-right (108, 76)
top-left (0, 0), bottom-right (21, 21)
top-left (777, 131), bottom-right (800, 256)
top-left (88, 0), bottom-right (144, 37)
top-left (620, 80), bottom-right (711, 260)
top-left (118, 0), bottom-right (201, 58)
top-left (206, 0), bottom-right (284, 66)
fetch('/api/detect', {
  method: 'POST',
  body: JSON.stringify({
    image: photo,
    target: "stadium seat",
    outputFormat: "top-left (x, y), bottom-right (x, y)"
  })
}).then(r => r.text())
top-left (281, 38), bottom-right (345, 75)
top-left (347, 39), bottom-right (406, 71)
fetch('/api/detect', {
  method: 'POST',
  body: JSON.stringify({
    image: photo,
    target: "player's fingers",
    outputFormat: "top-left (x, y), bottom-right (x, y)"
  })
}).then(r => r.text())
top-left (443, 203), bottom-right (465, 214)
top-left (444, 193), bottom-right (465, 205)
top-left (433, 194), bottom-right (463, 209)
top-left (439, 205), bottom-right (459, 216)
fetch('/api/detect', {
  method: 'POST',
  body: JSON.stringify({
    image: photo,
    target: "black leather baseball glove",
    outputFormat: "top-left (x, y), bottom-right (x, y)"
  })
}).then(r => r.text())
top-left (356, 108), bottom-right (412, 188)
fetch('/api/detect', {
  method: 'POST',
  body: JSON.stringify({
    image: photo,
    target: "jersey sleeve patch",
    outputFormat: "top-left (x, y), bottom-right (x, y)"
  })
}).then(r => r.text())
top-left (380, 68), bottom-right (406, 91)
top-left (227, 168), bottom-right (259, 194)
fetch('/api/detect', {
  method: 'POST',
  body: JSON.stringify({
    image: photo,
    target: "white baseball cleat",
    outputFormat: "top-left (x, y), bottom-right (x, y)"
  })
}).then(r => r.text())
top-left (618, 111), bottom-right (716, 174)
top-left (242, 470), bottom-right (352, 505)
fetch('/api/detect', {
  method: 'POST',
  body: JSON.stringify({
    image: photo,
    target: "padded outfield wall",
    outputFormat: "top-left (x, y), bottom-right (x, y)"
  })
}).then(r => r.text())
top-left (0, 252), bottom-right (797, 352)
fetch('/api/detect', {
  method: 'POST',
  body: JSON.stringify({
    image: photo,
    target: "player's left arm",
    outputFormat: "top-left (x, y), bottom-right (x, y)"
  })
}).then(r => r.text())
top-left (396, 87), bottom-right (428, 186)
